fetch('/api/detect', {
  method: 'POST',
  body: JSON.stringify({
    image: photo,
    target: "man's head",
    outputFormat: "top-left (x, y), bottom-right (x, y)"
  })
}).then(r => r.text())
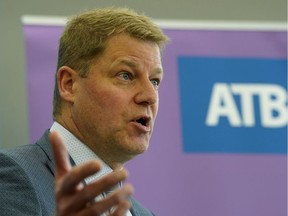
top-left (53, 7), bottom-right (168, 118)
top-left (53, 7), bottom-right (168, 167)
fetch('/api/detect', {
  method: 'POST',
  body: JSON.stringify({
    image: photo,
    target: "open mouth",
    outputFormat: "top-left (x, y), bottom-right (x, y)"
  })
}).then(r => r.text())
top-left (135, 117), bottom-right (150, 127)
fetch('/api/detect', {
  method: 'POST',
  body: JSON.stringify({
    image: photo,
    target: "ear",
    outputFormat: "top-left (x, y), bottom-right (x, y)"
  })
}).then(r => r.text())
top-left (57, 66), bottom-right (77, 103)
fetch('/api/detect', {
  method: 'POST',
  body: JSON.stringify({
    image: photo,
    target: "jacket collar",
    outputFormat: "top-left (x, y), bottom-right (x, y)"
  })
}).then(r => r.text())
top-left (35, 129), bottom-right (76, 176)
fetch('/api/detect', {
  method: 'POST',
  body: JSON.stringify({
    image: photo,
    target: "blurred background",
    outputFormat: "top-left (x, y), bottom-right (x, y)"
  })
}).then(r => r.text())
top-left (0, 1), bottom-right (287, 216)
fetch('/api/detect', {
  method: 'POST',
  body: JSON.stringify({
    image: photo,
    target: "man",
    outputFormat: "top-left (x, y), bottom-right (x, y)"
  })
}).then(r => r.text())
top-left (0, 7), bottom-right (168, 216)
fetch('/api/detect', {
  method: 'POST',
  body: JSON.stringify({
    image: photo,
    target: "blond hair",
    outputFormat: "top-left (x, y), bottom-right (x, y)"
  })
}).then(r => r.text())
top-left (53, 7), bottom-right (169, 119)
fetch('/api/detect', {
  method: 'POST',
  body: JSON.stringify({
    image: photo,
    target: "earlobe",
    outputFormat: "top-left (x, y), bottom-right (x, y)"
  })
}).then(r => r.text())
top-left (57, 66), bottom-right (77, 103)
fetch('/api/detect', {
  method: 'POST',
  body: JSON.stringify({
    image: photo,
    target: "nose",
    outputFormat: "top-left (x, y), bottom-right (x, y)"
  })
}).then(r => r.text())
top-left (134, 78), bottom-right (158, 106)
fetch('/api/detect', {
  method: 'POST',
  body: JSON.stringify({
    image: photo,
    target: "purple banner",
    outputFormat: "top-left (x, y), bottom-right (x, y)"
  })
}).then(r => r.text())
top-left (23, 21), bottom-right (287, 216)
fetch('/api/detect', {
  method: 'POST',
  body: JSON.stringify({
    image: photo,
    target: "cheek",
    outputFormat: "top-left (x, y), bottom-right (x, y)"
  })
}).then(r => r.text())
top-left (74, 84), bottom-right (104, 117)
top-left (86, 86), bottom-right (127, 116)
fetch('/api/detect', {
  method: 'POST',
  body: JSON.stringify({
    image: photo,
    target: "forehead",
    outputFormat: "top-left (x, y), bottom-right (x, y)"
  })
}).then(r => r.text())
top-left (102, 34), bottom-right (162, 66)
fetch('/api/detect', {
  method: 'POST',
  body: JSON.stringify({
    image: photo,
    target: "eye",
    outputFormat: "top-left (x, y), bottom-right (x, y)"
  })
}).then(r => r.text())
top-left (151, 79), bottom-right (160, 89)
top-left (119, 72), bottom-right (132, 81)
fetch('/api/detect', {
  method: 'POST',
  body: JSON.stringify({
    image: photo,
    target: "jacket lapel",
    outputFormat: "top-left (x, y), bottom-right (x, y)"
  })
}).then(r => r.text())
top-left (35, 129), bottom-right (76, 176)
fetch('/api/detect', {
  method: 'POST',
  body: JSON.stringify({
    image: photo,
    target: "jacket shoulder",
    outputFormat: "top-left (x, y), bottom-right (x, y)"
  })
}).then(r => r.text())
top-left (0, 137), bottom-right (55, 215)
top-left (130, 197), bottom-right (155, 216)
top-left (0, 146), bottom-right (43, 215)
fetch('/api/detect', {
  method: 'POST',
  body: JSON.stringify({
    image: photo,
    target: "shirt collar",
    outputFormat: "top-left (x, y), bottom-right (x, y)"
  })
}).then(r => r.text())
top-left (50, 121), bottom-right (113, 183)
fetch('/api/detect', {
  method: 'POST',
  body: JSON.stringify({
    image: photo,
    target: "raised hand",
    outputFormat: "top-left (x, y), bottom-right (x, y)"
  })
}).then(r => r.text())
top-left (49, 131), bottom-right (134, 216)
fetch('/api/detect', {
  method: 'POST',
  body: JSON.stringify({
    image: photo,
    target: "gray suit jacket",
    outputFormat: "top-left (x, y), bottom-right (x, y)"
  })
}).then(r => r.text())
top-left (0, 130), bottom-right (154, 216)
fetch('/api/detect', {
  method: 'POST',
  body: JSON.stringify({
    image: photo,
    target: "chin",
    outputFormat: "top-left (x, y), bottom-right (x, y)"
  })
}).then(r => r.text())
top-left (116, 136), bottom-right (150, 156)
top-left (129, 143), bottom-right (149, 155)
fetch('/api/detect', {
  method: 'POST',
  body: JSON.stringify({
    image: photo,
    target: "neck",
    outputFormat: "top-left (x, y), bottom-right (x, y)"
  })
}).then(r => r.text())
top-left (54, 116), bottom-right (130, 170)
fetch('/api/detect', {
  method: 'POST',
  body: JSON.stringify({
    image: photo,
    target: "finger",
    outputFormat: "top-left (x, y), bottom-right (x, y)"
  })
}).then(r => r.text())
top-left (49, 131), bottom-right (71, 177)
top-left (77, 184), bottom-right (134, 216)
top-left (110, 200), bottom-right (132, 216)
top-left (63, 169), bottom-right (130, 212)
top-left (105, 184), bottom-right (134, 212)
top-left (59, 160), bottom-right (102, 194)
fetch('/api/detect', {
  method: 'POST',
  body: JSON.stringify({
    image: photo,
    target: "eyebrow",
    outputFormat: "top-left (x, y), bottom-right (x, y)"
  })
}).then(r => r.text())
top-left (118, 59), bottom-right (138, 68)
